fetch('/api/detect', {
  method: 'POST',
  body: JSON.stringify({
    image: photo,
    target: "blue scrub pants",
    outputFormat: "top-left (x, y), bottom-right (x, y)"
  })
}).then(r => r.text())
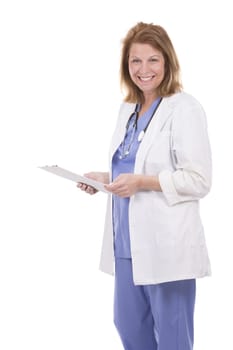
top-left (114, 258), bottom-right (196, 350)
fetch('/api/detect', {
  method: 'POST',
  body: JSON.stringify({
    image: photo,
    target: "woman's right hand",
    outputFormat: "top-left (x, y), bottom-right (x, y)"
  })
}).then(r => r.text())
top-left (76, 172), bottom-right (109, 195)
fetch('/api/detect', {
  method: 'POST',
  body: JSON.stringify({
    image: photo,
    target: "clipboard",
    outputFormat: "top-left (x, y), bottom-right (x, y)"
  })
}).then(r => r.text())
top-left (39, 165), bottom-right (109, 193)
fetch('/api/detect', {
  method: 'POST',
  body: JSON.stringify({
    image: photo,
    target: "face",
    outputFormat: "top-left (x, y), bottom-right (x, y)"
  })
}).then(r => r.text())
top-left (128, 43), bottom-right (165, 99)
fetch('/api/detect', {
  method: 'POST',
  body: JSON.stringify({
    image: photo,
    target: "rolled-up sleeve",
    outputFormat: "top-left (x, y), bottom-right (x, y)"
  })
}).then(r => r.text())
top-left (158, 101), bottom-right (212, 206)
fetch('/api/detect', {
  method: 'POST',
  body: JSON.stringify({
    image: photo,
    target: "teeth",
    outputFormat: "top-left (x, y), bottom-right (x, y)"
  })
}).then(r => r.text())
top-left (140, 76), bottom-right (152, 81)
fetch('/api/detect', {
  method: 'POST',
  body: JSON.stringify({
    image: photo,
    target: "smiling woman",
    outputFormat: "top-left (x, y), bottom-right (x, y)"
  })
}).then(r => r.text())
top-left (128, 43), bottom-right (165, 106)
top-left (120, 22), bottom-right (182, 106)
top-left (77, 22), bottom-right (212, 350)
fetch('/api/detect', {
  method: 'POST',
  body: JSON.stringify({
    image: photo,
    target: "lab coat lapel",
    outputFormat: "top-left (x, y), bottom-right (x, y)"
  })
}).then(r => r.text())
top-left (110, 98), bottom-right (174, 170)
top-left (135, 98), bottom-right (173, 172)
top-left (110, 103), bottom-right (136, 159)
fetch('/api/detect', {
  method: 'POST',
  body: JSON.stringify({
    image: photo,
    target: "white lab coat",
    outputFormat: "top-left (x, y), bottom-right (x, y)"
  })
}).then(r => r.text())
top-left (99, 91), bottom-right (212, 285)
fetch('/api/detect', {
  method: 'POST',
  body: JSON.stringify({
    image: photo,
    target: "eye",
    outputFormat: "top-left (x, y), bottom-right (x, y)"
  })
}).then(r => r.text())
top-left (131, 58), bottom-right (141, 64)
top-left (149, 57), bottom-right (159, 63)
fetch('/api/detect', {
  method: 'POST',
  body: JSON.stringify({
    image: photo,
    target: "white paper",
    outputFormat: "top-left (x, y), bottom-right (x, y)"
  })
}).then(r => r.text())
top-left (39, 165), bottom-right (109, 193)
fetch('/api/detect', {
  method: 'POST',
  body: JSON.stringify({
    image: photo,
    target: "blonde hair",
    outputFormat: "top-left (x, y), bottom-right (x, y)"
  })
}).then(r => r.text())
top-left (120, 22), bottom-right (183, 103)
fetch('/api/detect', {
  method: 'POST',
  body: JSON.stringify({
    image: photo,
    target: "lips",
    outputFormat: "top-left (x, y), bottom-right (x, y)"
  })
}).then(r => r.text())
top-left (138, 76), bottom-right (155, 81)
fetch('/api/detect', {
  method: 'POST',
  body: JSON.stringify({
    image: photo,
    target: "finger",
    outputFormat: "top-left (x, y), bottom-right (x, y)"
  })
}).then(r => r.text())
top-left (77, 182), bottom-right (85, 188)
top-left (105, 182), bottom-right (121, 191)
top-left (86, 186), bottom-right (94, 194)
top-left (78, 183), bottom-right (88, 191)
top-left (77, 182), bottom-right (85, 189)
top-left (106, 185), bottom-right (129, 197)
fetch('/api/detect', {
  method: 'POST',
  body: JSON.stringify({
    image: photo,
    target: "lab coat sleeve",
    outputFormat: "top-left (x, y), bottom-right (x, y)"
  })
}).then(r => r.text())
top-left (158, 100), bottom-right (212, 206)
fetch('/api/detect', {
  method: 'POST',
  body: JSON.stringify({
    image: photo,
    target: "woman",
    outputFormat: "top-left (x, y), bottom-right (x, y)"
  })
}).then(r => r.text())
top-left (78, 22), bottom-right (212, 350)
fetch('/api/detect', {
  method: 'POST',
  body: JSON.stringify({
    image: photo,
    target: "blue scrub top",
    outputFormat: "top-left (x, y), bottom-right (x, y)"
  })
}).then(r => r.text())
top-left (112, 98), bottom-right (161, 258)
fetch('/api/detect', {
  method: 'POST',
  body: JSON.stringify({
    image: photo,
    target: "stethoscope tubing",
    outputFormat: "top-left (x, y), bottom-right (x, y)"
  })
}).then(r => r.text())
top-left (119, 97), bottom-right (162, 159)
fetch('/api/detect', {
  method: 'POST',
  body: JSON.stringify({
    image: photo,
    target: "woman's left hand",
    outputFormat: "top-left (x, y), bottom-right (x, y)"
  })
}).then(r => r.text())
top-left (105, 174), bottom-right (141, 198)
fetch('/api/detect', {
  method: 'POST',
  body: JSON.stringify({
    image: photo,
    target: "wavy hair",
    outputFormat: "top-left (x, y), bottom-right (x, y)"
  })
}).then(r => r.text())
top-left (120, 22), bottom-right (183, 103)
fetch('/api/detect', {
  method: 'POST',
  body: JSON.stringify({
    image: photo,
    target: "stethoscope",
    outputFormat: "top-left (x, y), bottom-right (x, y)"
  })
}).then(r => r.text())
top-left (119, 97), bottom-right (162, 159)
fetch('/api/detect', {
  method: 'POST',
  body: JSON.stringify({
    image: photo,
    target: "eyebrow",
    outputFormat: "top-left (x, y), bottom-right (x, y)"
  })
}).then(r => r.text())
top-left (129, 54), bottom-right (161, 59)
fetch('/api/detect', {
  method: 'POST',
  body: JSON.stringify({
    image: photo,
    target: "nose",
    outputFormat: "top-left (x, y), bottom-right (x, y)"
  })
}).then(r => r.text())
top-left (139, 61), bottom-right (150, 74)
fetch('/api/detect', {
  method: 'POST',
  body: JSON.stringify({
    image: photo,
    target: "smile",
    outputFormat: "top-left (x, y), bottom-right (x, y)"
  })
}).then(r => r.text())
top-left (138, 76), bottom-right (155, 82)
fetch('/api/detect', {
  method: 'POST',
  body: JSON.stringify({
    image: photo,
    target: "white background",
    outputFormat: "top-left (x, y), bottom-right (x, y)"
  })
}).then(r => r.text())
top-left (0, 0), bottom-right (232, 349)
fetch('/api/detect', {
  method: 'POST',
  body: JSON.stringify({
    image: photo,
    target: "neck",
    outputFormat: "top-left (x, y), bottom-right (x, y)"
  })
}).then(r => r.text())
top-left (139, 94), bottom-right (159, 117)
top-left (144, 92), bottom-right (158, 106)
